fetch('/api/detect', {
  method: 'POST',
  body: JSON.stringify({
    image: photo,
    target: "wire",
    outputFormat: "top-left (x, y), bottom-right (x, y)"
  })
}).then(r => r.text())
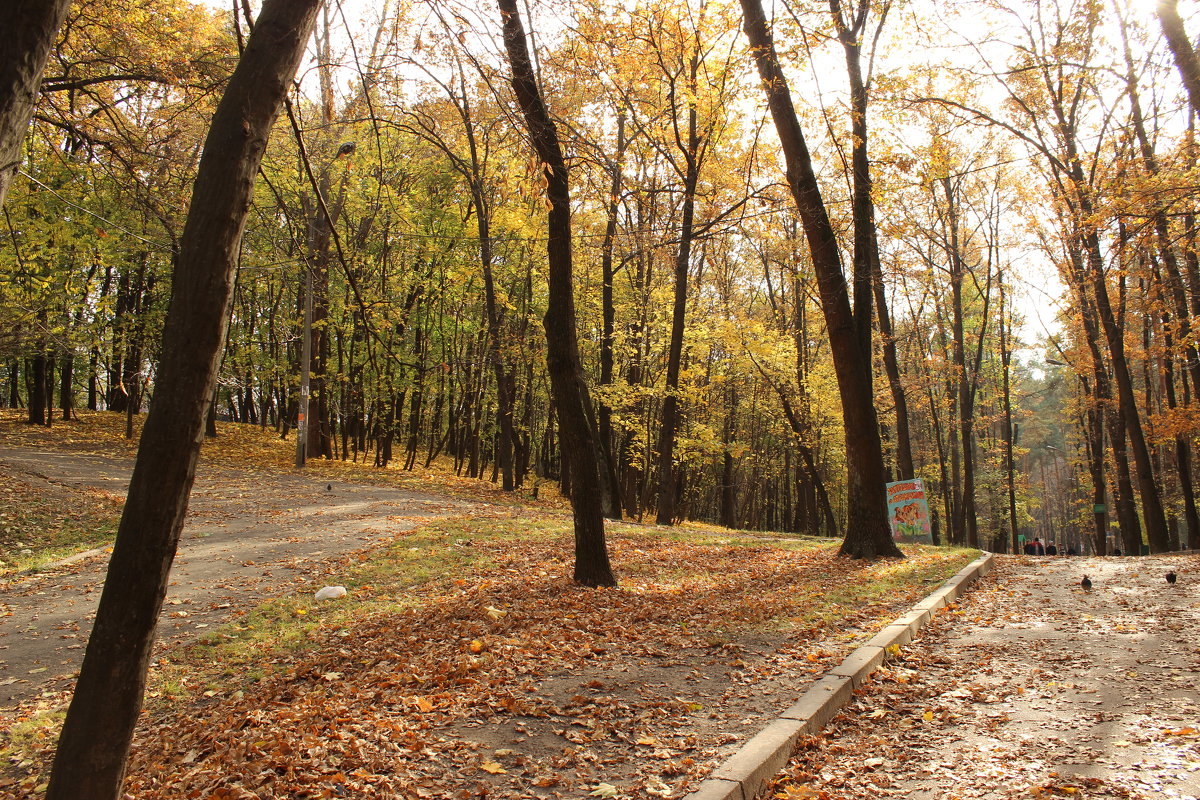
top-left (15, 170), bottom-right (176, 253)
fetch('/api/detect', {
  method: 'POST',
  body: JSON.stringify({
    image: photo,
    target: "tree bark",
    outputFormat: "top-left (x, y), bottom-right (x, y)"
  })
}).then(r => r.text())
top-left (497, 0), bottom-right (616, 586)
top-left (998, 274), bottom-right (1019, 553)
top-left (46, 3), bottom-right (321, 797)
top-left (0, 0), bottom-right (72, 208)
top-left (598, 112), bottom-right (627, 518)
top-left (740, 0), bottom-right (900, 559)
top-left (941, 176), bottom-right (980, 548)
top-left (655, 96), bottom-right (699, 525)
top-left (1158, 0), bottom-right (1200, 115)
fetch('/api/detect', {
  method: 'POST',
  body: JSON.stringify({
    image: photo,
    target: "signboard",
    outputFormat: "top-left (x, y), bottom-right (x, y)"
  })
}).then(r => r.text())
top-left (886, 479), bottom-right (933, 543)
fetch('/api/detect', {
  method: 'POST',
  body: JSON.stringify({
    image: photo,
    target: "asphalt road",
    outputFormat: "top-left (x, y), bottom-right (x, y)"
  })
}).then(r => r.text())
top-left (769, 553), bottom-right (1200, 799)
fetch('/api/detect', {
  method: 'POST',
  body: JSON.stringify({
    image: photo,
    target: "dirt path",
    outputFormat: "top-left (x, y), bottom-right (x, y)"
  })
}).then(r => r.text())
top-left (769, 554), bottom-right (1200, 799)
top-left (0, 446), bottom-right (479, 707)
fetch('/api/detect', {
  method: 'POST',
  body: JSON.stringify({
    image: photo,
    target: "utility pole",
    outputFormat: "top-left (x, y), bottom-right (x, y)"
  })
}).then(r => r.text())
top-left (295, 261), bottom-right (312, 468)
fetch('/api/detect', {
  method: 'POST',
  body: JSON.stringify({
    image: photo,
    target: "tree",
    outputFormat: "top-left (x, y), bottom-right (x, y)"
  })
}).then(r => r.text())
top-left (0, 0), bottom-right (73, 208)
top-left (1158, 0), bottom-right (1200, 114)
top-left (496, 0), bottom-right (616, 586)
top-left (739, 0), bottom-right (901, 558)
top-left (45, 1), bottom-right (322, 797)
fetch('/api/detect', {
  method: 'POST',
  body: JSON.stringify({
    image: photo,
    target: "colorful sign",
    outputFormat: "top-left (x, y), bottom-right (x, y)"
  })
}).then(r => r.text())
top-left (886, 479), bottom-right (932, 543)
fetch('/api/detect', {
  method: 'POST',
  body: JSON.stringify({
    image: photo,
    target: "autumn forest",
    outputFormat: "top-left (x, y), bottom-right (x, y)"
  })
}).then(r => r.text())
top-left (5, 0), bottom-right (1200, 566)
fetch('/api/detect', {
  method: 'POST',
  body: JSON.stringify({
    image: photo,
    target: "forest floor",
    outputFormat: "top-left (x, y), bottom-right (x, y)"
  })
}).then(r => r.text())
top-left (0, 410), bottom-right (975, 798)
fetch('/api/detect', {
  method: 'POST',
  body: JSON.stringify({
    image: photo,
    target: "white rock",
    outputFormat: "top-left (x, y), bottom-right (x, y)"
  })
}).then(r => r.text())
top-left (314, 585), bottom-right (348, 601)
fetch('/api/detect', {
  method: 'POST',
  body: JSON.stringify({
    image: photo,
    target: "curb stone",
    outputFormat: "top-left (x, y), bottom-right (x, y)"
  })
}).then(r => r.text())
top-left (3, 545), bottom-right (112, 585)
top-left (682, 552), bottom-right (995, 800)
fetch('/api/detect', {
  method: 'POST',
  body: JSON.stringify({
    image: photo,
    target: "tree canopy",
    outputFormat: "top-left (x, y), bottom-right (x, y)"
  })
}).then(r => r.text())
top-left (5, 0), bottom-right (1200, 564)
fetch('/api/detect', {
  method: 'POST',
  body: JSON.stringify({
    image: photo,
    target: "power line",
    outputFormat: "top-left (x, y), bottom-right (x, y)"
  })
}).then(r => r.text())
top-left (16, 170), bottom-right (176, 253)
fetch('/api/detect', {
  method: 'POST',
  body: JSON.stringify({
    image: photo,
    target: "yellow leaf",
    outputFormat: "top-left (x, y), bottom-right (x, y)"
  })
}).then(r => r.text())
top-left (775, 786), bottom-right (821, 799)
top-left (480, 760), bottom-right (507, 774)
top-left (416, 697), bottom-right (434, 713)
top-left (922, 710), bottom-right (934, 721)
top-left (635, 736), bottom-right (659, 746)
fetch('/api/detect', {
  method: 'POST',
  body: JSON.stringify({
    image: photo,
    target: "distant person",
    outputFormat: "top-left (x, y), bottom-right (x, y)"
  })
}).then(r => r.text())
top-left (1046, 542), bottom-right (1058, 555)
top-left (1113, 548), bottom-right (1122, 556)
top-left (1024, 540), bottom-right (1036, 555)
top-left (1033, 537), bottom-right (1046, 555)
top-left (1066, 545), bottom-right (1077, 556)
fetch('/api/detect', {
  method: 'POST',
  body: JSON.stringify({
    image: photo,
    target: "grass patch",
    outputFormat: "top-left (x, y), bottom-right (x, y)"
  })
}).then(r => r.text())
top-left (0, 467), bottom-right (121, 576)
top-left (145, 516), bottom-right (496, 711)
top-left (0, 707), bottom-right (63, 795)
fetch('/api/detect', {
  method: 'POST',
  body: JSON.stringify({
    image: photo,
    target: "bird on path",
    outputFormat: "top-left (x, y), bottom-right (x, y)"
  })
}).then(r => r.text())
top-left (1081, 575), bottom-right (1093, 591)
top-left (326, 484), bottom-right (332, 491)
top-left (1166, 571), bottom-right (1177, 585)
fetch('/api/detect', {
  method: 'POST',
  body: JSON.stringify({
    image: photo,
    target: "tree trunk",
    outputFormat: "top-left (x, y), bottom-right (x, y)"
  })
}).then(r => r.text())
top-left (27, 354), bottom-right (46, 425)
top-left (46, 4), bottom-right (321, 797)
top-left (498, 0), bottom-right (616, 586)
top-left (1081, 227), bottom-right (1168, 552)
top-left (655, 63), bottom-right (701, 526)
top-left (8, 360), bottom-right (20, 407)
top-left (740, 0), bottom-right (899, 558)
top-left (0, 0), bottom-right (73, 208)
top-left (597, 112), bottom-right (627, 519)
top-left (1158, 0), bottom-right (1200, 115)
top-left (999, 274), bottom-right (1019, 553)
top-left (942, 176), bottom-right (980, 548)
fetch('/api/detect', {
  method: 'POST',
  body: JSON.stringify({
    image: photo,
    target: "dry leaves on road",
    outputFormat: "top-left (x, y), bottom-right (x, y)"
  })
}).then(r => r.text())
top-left (765, 555), bottom-right (1200, 800)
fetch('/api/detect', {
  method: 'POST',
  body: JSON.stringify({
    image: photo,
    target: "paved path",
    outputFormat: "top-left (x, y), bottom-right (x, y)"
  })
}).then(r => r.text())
top-left (769, 554), bottom-right (1200, 799)
top-left (0, 446), bottom-right (476, 707)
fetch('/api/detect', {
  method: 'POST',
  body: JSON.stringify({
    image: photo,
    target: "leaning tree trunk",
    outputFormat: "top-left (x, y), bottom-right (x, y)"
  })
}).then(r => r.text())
top-left (739, 0), bottom-right (900, 559)
top-left (497, 0), bottom-right (616, 586)
top-left (45, 4), bottom-right (322, 798)
top-left (1158, 0), bottom-right (1200, 115)
top-left (0, 0), bottom-right (73, 208)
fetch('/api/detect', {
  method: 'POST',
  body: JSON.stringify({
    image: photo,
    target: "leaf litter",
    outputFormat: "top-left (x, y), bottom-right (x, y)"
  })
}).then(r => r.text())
top-left (2, 522), bottom-right (970, 798)
top-left (0, 412), bottom-right (976, 798)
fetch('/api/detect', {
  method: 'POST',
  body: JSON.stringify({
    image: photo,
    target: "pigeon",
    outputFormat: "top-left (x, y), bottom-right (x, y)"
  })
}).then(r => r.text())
top-left (326, 484), bottom-right (332, 491)
top-left (1166, 571), bottom-right (1177, 585)
top-left (1081, 575), bottom-right (1093, 591)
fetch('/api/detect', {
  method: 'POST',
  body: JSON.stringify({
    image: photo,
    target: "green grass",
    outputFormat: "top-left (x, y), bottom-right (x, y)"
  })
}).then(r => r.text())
top-left (145, 518), bottom-right (493, 706)
top-left (0, 475), bottom-right (121, 576)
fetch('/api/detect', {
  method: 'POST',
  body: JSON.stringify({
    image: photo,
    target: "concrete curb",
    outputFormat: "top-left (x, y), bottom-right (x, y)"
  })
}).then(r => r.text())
top-left (683, 552), bottom-right (995, 800)
top-left (3, 545), bottom-right (112, 585)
